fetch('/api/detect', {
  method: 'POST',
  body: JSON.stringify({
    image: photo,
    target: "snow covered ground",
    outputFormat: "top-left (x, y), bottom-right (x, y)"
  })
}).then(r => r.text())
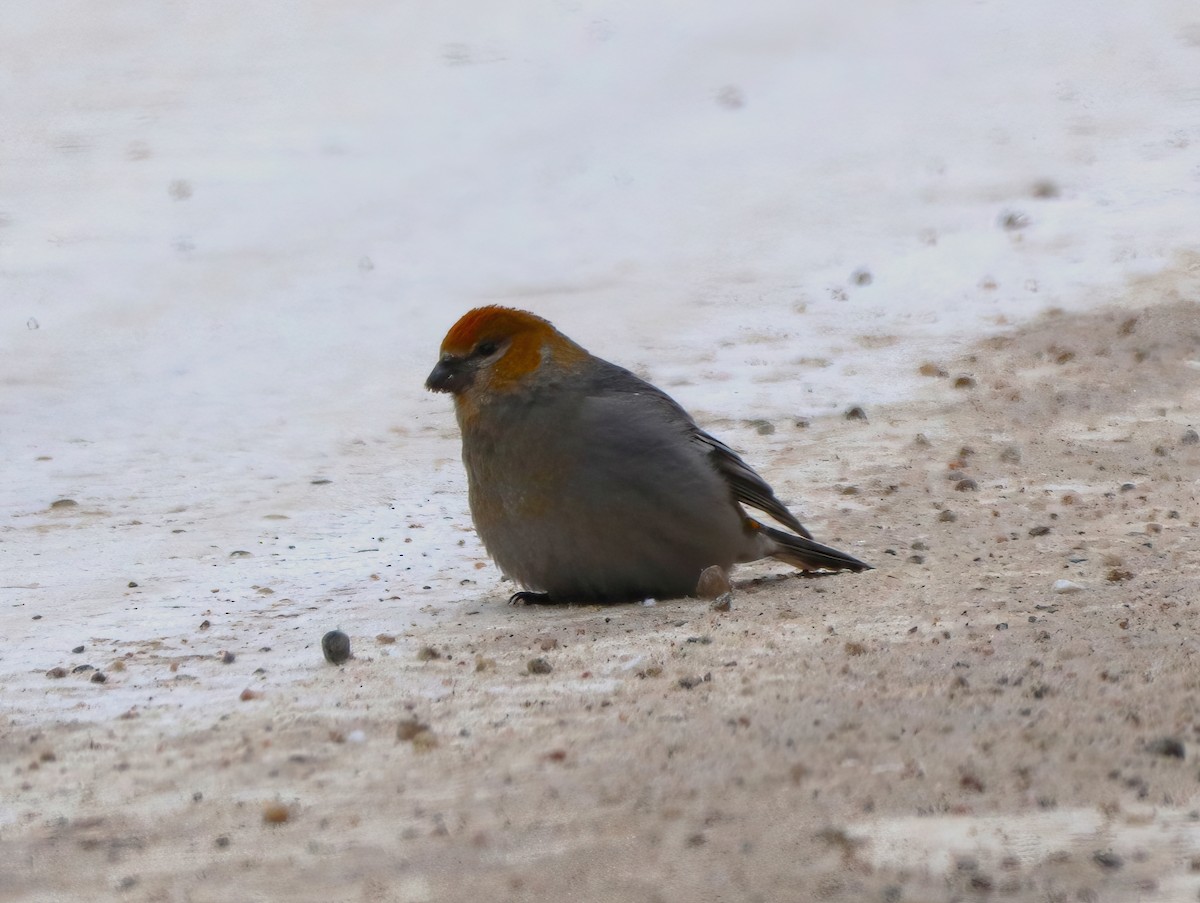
top-left (2, 0), bottom-right (1199, 787)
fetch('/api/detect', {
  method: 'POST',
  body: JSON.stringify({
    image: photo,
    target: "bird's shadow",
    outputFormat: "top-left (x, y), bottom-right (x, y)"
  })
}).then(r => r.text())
top-left (506, 568), bottom-right (848, 606)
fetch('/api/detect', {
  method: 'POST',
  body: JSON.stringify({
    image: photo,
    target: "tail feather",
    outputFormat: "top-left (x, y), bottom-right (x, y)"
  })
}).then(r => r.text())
top-left (759, 523), bottom-right (871, 573)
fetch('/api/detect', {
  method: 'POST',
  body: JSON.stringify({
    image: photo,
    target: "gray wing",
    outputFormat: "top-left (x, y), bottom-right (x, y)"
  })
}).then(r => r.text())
top-left (690, 431), bottom-right (814, 539)
top-left (584, 358), bottom-right (814, 539)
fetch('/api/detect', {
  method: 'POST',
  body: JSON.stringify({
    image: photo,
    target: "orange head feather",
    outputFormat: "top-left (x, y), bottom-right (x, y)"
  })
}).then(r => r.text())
top-left (427, 306), bottom-right (587, 399)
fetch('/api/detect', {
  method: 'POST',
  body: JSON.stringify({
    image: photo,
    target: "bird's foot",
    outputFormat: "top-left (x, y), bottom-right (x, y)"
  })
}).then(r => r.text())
top-left (508, 591), bottom-right (556, 606)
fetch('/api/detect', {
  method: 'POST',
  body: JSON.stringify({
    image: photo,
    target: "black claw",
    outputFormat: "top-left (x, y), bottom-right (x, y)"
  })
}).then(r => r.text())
top-left (508, 591), bottom-right (555, 605)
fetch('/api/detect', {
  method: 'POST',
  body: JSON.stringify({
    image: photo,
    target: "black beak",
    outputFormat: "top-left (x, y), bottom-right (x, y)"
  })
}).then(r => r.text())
top-left (426, 357), bottom-right (469, 394)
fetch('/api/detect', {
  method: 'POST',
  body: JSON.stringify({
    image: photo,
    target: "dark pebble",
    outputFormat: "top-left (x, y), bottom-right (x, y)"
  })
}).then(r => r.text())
top-left (1028, 525), bottom-right (1051, 536)
top-left (1092, 850), bottom-right (1123, 870)
top-left (72, 645), bottom-right (84, 654)
top-left (221, 651), bottom-right (236, 664)
top-left (1147, 737), bottom-right (1185, 759)
top-left (527, 657), bottom-right (553, 675)
top-left (91, 671), bottom-right (107, 683)
top-left (844, 406), bottom-right (868, 421)
top-left (321, 630), bottom-right (351, 664)
top-left (72, 664), bottom-right (94, 673)
top-left (46, 667), bottom-right (67, 679)
top-left (1182, 429), bottom-right (1199, 446)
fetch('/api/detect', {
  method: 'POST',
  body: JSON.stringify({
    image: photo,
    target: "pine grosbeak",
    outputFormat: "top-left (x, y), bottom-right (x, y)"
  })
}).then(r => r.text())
top-left (427, 306), bottom-right (869, 603)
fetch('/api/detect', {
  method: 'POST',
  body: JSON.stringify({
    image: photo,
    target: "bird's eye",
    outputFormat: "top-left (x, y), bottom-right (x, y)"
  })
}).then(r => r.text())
top-left (475, 341), bottom-right (499, 356)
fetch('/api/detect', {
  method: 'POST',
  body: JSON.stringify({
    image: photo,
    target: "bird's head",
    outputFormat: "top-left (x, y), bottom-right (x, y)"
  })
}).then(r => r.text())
top-left (426, 306), bottom-right (587, 400)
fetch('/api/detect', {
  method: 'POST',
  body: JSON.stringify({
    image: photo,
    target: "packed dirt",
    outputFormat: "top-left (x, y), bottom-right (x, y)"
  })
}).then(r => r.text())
top-left (3, 271), bottom-right (1200, 902)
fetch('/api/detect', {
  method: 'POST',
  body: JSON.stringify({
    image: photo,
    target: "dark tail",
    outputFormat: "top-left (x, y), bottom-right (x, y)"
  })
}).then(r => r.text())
top-left (759, 523), bottom-right (871, 573)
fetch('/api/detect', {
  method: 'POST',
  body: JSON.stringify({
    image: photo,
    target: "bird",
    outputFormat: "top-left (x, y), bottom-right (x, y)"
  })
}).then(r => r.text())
top-left (426, 306), bottom-right (870, 603)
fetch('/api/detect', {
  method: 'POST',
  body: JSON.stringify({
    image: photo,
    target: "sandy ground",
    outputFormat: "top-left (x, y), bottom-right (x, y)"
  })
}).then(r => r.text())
top-left (2, 259), bottom-right (1198, 902)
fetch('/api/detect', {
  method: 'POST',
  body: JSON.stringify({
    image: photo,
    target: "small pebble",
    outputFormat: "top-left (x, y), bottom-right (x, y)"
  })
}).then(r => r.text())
top-left (71, 645), bottom-right (84, 654)
top-left (1053, 580), bottom-right (1085, 594)
top-left (1147, 737), bottom-right (1185, 759)
top-left (1182, 429), bottom-right (1199, 446)
top-left (397, 719), bottom-right (431, 742)
top-left (1028, 525), bottom-right (1051, 536)
top-left (998, 210), bottom-right (1030, 230)
top-left (938, 510), bottom-right (957, 523)
top-left (710, 593), bottom-right (733, 612)
top-left (321, 630), bottom-right (351, 664)
top-left (695, 565), bottom-right (731, 600)
top-left (91, 671), bottom-right (107, 684)
top-left (527, 657), bottom-right (553, 675)
top-left (416, 645), bottom-right (441, 661)
top-left (1031, 179), bottom-right (1060, 198)
top-left (221, 651), bottom-right (236, 665)
top-left (397, 720), bottom-right (438, 752)
top-left (844, 405), bottom-right (868, 421)
top-left (46, 667), bottom-right (67, 679)
top-left (262, 802), bottom-right (290, 824)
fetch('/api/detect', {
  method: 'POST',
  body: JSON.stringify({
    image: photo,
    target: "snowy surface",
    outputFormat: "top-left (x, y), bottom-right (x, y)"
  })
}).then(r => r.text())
top-left (2, 0), bottom-right (1199, 722)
